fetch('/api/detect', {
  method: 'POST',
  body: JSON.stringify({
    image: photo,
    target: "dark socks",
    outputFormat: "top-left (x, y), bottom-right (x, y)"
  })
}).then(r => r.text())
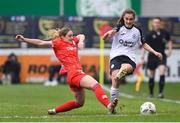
top-left (149, 78), bottom-right (155, 96)
top-left (159, 75), bottom-right (165, 94)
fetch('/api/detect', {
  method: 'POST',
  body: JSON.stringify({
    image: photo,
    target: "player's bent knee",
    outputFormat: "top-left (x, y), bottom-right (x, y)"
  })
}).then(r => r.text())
top-left (112, 76), bottom-right (118, 82)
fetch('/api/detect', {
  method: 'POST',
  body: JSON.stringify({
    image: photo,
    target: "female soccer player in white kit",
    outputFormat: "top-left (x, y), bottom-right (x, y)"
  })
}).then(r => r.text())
top-left (103, 9), bottom-right (163, 109)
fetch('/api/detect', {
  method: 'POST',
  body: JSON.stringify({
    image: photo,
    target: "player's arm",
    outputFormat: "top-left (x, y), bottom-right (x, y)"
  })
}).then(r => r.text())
top-left (164, 30), bottom-right (173, 57)
top-left (15, 35), bottom-right (52, 46)
top-left (142, 43), bottom-right (162, 60)
top-left (102, 24), bottom-right (121, 40)
top-left (141, 47), bottom-right (146, 64)
top-left (102, 29), bottom-right (117, 40)
top-left (141, 32), bottom-right (151, 62)
top-left (167, 40), bottom-right (173, 57)
top-left (76, 34), bottom-right (85, 49)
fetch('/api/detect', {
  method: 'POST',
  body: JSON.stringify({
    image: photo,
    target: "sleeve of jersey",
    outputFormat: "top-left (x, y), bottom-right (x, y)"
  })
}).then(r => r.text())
top-left (145, 33), bottom-right (151, 45)
top-left (51, 38), bottom-right (59, 47)
top-left (138, 28), bottom-right (146, 45)
top-left (72, 37), bottom-right (79, 44)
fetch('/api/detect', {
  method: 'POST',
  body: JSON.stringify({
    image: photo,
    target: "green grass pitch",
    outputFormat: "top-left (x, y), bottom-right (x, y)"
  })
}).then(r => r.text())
top-left (0, 82), bottom-right (180, 122)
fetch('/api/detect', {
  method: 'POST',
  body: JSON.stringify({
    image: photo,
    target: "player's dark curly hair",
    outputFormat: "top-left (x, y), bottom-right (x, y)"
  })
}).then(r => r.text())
top-left (117, 9), bottom-right (136, 25)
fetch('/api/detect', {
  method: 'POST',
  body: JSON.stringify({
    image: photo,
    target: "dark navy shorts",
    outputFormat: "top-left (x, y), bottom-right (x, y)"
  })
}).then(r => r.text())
top-left (110, 55), bottom-right (136, 75)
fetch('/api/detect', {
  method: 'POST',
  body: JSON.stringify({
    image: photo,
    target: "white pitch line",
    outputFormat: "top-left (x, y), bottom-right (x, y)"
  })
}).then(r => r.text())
top-left (0, 114), bottom-right (128, 119)
top-left (103, 85), bottom-right (180, 104)
top-left (0, 115), bottom-right (49, 119)
top-left (160, 98), bottom-right (180, 104)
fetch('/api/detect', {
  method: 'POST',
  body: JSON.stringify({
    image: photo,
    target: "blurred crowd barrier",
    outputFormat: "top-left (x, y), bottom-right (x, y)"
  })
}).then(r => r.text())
top-left (0, 49), bottom-right (180, 83)
top-left (0, 16), bottom-right (180, 48)
top-left (0, 16), bottom-right (180, 83)
top-left (0, 49), bottom-right (109, 83)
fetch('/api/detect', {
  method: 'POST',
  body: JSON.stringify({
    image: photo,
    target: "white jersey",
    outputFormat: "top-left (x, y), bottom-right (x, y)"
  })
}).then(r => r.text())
top-left (110, 25), bottom-right (145, 63)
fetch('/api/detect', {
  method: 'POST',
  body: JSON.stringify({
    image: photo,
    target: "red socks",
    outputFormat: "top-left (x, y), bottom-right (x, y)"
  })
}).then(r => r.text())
top-left (92, 84), bottom-right (110, 108)
top-left (55, 100), bottom-right (81, 113)
top-left (55, 84), bottom-right (110, 113)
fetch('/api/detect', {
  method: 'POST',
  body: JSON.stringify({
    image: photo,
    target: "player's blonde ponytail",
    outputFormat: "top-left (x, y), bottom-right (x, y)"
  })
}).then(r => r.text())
top-left (47, 28), bottom-right (61, 39)
top-left (47, 27), bottom-right (71, 39)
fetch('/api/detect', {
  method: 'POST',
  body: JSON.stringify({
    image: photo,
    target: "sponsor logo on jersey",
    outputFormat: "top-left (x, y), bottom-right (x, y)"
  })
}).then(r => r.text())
top-left (67, 47), bottom-right (76, 51)
top-left (119, 39), bottom-right (135, 47)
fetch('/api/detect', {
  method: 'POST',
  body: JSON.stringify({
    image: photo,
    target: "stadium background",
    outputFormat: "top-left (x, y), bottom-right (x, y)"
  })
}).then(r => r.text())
top-left (0, 0), bottom-right (180, 83)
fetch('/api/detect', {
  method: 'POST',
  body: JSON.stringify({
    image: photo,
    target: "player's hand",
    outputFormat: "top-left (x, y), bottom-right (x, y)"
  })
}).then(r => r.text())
top-left (102, 32), bottom-right (109, 40)
top-left (102, 30), bottom-right (115, 40)
top-left (15, 35), bottom-right (25, 42)
top-left (78, 42), bottom-right (84, 49)
top-left (155, 52), bottom-right (163, 60)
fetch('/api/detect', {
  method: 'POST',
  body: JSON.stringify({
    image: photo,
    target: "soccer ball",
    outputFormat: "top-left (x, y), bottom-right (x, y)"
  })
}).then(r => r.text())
top-left (140, 102), bottom-right (156, 115)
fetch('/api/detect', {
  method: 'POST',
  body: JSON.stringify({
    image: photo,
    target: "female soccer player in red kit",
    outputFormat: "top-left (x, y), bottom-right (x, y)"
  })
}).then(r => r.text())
top-left (15, 27), bottom-right (118, 114)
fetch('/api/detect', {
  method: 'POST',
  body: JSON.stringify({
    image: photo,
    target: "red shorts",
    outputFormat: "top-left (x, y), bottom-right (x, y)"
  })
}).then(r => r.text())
top-left (67, 69), bottom-right (86, 93)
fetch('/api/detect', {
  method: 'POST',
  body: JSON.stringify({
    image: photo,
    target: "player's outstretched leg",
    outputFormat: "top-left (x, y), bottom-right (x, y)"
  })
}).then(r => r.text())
top-left (80, 75), bottom-right (118, 114)
top-left (92, 84), bottom-right (118, 114)
top-left (48, 100), bottom-right (82, 115)
top-left (48, 90), bottom-right (85, 115)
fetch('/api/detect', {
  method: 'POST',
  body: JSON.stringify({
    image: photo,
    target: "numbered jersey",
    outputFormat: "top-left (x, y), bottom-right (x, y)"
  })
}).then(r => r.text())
top-left (110, 25), bottom-right (145, 63)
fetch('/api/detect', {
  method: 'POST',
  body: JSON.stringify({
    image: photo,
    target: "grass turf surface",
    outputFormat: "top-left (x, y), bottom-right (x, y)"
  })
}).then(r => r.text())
top-left (0, 82), bottom-right (180, 122)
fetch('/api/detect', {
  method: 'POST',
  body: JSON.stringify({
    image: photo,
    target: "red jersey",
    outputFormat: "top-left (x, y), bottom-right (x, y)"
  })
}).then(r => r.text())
top-left (52, 37), bottom-right (82, 73)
